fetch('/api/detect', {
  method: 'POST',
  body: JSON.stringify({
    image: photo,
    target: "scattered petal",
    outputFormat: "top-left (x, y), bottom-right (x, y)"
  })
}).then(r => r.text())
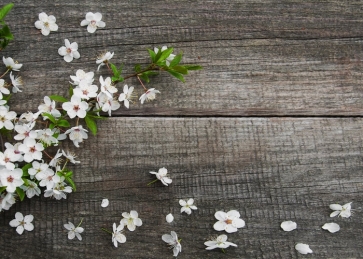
top-left (101, 198), bottom-right (109, 208)
top-left (322, 223), bottom-right (340, 233)
top-left (280, 221), bottom-right (297, 232)
top-left (166, 213), bottom-right (174, 223)
top-left (295, 243), bottom-right (313, 255)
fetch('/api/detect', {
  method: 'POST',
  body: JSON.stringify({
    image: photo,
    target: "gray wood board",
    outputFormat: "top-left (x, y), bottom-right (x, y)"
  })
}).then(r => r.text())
top-left (2, 0), bottom-right (363, 115)
top-left (1, 117), bottom-right (362, 258)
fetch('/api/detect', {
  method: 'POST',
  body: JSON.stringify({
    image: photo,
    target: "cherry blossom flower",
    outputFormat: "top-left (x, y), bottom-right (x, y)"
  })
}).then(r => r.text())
top-left (149, 167), bottom-right (172, 186)
top-left (10, 72), bottom-right (23, 93)
top-left (101, 198), bottom-right (109, 208)
top-left (280, 221), bottom-right (297, 232)
top-left (58, 39), bottom-right (80, 63)
top-left (121, 210), bottom-right (142, 231)
top-left (0, 106), bottom-right (17, 130)
top-left (14, 124), bottom-right (37, 141)
top-left (295, 243), bottom-right (313, 255)
top-left (213, 210), bottom-right (245, 233)
top-left (99, 76), bottom-right (117, 97)
top-left (44, 177), bottom-right (72, 200)
top-left (0, 168), bottom-right (24, 193)
top-left (18, 137), bottom-right (44, 163)
top-left (48, 149), bottom-right (63, 167)
top-left (166, 213), bottom-right (174, 223)
top-left (70, 69), bottom-right (94, 86)
top-left (0, 192), bottom-right (15, 211)
top-left (62, 150), bottom-right (80, 164)
top-left (118, 85), bottom-right (135, 108)
top-left (80, 12), bottom-right (106, 33)
top-left (330, 202), bottom-right (352, 218)
top-left (179, 198), bottom-right (197, 215)
top-left (96, 51), bottom-right (114, 71)
top-left (0, 148), bottom-right (22, 170)
top-left (28, 161), bottom-right (50, 179)
top-left (112, 222), bottom-right (126, 247)
top-left (73, 81), bottom-right (98, 100)
top-left (9, 212), bottom-right (34, 235)
top-left (3, 57), bottom-right (22, 71)
top-left (162, 231), bottom-right (181, 257)
top-left (0, 79), bottom-right (10, 99)
top-left (37, 168), bottom-right (60, 189)
top-left (64, 125), bottom-right (88, 147)
top-left (62, 95), bottom-right (89, 119)
top-left (34, 12), bottom-right (58, 36)
top-left (37, 128), bottom-right (58, 146)
top-left (322, 222), bottom-right (340, 233)
top-left (21, 180), bottom-right (41, 198)
top-left (38, 96), bottom-right (61, 118)
top-left (64, 220), bottom-right (84, 241)
top-left (97, 92), bottom-right (120, 116)
top-left (204, 234), bottom-right (237, 250)
top-left (139, 88), bottom-right (160, 104)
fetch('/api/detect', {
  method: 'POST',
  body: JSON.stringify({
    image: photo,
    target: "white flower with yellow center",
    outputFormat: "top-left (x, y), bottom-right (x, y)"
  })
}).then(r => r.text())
top-left (34, 12), bottom-right (58, 36)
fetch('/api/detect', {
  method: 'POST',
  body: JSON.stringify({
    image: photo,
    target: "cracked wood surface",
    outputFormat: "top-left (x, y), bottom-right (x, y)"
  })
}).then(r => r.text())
top-left (1, 0), bottom-right (363, 259)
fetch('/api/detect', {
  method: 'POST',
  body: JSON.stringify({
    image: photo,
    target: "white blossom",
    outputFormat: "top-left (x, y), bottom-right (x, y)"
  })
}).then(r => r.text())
top-left (64, 125), bottom-right (88, 147)
top-left (64, 221), bottom-right (84, 241)
top-left (28, 161), bottom-right (50, 179)
top-left (99, 76), bottom-right (117, 97)
top-left (179, 198), bottom-right (197, 215)
top-left (44, 177), bottom-right (72, 200)
top-left (80, 12), bottom-right (106, 33)
top-left (73, 81), bottom-right (98, 100)
top-left (118, 85), bottom-right (135, 109)
top-left (37, 167), bottom-right (60, 189)
top-left (162, 231), bottom-right (181, 257)
top-left (330, 202), bottom-right (352, 218)
top-left (37, 128), bottom-right (58, 146)
top-left (0, 106), bottom-right (16, 130)
top-left (121, 210), bottom-right (142, 231)
top-left (204, 234), bottom-right (237, 250)
top-left (112, 222), bottom-right (126, 247)
top-left (0, 78), bottom-right (10, 99)
top-left (34, 12), bottom-right (58, 36)
top-left (0, 148), bottom-right (22, 170)
top-left (21, 180), bottom-right (41, 198)
top-left (18, 137), bottom-right (44, 163)
top-left (70, 69), bottom-right (94, 86)
top-left (38, 96), bottom-right (61, 118)
top-left (280, 221), bottom-right (297, 232)
top-left (213, 210), bottom-right (245, 233)
top-left (96, 51), bottom-right (114, 71)
top-left (3, 56), bottom-right (22, 71)
top-left (62, 95), bottom-right (88, 119)
top-left (0, 168), bottom-right (24, 193)
top-left (295, 243), bottom-right (313, 255)
top-left (58, 39), bottom-right (80, 63)
top-left (149, 167), bottom-right (172, 186)
top-left (48, 149), bottom-right (63, 168)
top-left (166, 213), bottom-right (174, 223)
top-left (101, 198), bottom-right (109, 208)
top-left (0, 192), bottom-right (15, 211)
top-left (9, 212), bottom-right (34, 235)
top-left (62, 150), bottom-right (80, 164)
top-left (139, 88), bottom-right (160, 104)
top-left (14, 124), bottom-right (37, 141)
top-left (9, 72), bottom-right (23, 93)
top-left (97, 92), bottom-right (120, 116)
top-left (322, 222), bottom-right (340, 233)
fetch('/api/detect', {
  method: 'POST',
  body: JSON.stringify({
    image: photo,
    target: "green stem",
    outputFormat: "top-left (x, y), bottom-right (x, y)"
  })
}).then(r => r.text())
top-left (0, 69), bottom-right (10, 79)
top-left (123, 64), bottom-right (159, 80)
top-left (221, 248), bottom-right (226, 253)
top-left (101, 228), bottom-right (112, 235)
top-left (147, 179), bottom-right (159, 186)
top-left (77, 218), bottom-right (84, 227)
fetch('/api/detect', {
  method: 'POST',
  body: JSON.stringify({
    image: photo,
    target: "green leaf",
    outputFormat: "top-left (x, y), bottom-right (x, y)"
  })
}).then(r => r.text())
top-left (57, 119), bottom-right (70, 127)
top-left (0, 186), bottom-right (6, 193)
top-left (148, 49), bottom-right (156, 63)
top-left (0, 25), bottom-right (13, 39)
top-left (158, 48), bottom-right (174, 63)
top-left (65, 171), bottom-right (73, 177)
top-left (184, 65), bottom-right (203, 70)
top-left (69, 85), bottom-right (74, 97)
top-left (139, 73), bottom-right (150, 83)
top-left (134, 64), bottom-right (142, 73)
top-left (167, 70), bottom-right (185, 83)
top-left (50, 95), bottom-right (68, 103)
top-left (110, 63), bottom-right (119, 77)
top-left (65, 177), bottom-right (76, 191)
top-left (172, 65), bottom-right (188, 75)
top-left (22, 163), bottom-right (32, 177)
top-left (2, 93), bottom-right (11, 101)
top-left (42, 113), bottom-right (56, 123)
top-left (0, 3), bottom-right (14, 21)
top-left (49, 122), bottom-right (55, 130)
top-left (169, 52), bottom-right (183, 67)
top-left (85, 116), bottom-right (97, 135)
top-left (16, 187), bottom-right (25, 201)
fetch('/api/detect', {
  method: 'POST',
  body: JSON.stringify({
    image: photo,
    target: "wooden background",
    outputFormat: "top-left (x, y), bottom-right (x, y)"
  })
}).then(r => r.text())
top-left (1, 0), bottom-right (363, 258)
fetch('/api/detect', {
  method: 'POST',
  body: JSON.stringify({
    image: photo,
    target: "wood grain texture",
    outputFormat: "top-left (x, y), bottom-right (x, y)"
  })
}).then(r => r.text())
top-left (1, 118), bottom-right (363, 258)
top-left (1, 0), bottom-right (363, 115)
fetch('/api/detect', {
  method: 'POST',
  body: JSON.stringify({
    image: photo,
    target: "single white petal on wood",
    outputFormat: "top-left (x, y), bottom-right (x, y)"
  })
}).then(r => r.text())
top-left (322, 223), bottom-right (340, 233)
top-left (295, 243), bottom-right (313, 255)
top-left (166, 213), bottom-right (174, 223)
top-left (101, 198), bottom-right (109, 207)
top-left (329, 204), bottom-right (342, 211)
top-left (280, 221), bottom-right (297, 231)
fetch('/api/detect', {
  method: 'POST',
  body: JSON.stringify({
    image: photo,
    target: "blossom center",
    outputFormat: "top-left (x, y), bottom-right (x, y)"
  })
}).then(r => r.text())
top-left (73, 105), bottom-right (80, 111)
top-left (44, 22), bottom-right (49, 27)
top-left (91, 20), bottom-right (96, 26)
top-left (7, 175), bottom-right (14, 183)
top-left (30, 147), bottom-right (36, 153)
top-left (225, 219), bottom-right (233, 224)
top-left (66, 48), bottom-right (72, 54)
top-left (4, 157), bottom-right (10, 162)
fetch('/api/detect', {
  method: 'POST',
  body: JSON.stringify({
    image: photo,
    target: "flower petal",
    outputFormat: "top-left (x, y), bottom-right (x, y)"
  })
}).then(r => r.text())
top-left (101, 198), bottom-right (109, 207)
top-left (179, 199), bottom-right (187, 206)
top-left (16, 225), bottom-right (24, 235)
top-left (213, 221), bottom-right (226, 231)
top-left (166, 213), bottom-right (174, 223)
top-left (295, 243), bottom-right (313, 255)
top-left (24, 222), bottom-right (34, 231)
top-left (329, 204), bottom-right (342, 211)
top-left (330, 211), bottom-right (340, 217)
top-left (322, 223), bottom-right (340, 233)
top-left (162, 234), bottom-right (173, 243)
top-left (225, 224), bottom-right (238, 233)
top-left (24, 214), bottom-right (34, 223)
top-left (214, 211), bottom-right (227, 221)
top-left (280, 220), bottom-right (297, 232)
top-left (58, 46), bottom-right (67, 56)
top-left (130, 210), bottom-right (138, 218)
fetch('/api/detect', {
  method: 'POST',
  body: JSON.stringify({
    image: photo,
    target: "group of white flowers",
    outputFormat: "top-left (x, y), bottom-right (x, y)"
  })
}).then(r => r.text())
top-left (280, 202), bottom-right (353, 255)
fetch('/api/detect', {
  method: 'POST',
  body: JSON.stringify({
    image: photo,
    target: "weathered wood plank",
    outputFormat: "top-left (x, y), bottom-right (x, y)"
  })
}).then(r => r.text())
top-left (1, 118), bottom-right (362, 258)
top-left (2, 0), bottom-right (363, 115)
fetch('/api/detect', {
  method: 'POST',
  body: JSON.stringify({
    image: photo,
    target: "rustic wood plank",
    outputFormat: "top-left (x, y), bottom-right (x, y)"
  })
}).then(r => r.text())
top-left (2, 0), bottom-right (363, 115)
top-left (1, 117), bottom-right (363, 258)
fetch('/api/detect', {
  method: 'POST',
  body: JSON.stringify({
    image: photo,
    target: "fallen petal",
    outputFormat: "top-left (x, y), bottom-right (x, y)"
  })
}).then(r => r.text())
top-left (166, 213), bottom-right (174, 223)
top-left (322, 223), bottom-right (340, 233)
top-left (280, 220), bottom-right (297, 231)
top-left (295, 243), bottom-right (313, 255)
top-left (101, 198), bottom-right (109, 207)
